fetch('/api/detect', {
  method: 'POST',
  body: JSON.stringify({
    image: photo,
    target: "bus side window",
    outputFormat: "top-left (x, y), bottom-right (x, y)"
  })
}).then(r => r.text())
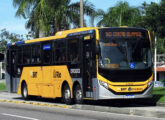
top-left (17, 46), bottom-right (23, 65)
top-left (54, 39), bottom-right (66, 64)
top-left (32, 44), bottom-right (41, 64)
top-left (68, 39), bottom-right (80, 64)
top-left (56, 49), bottom-right (66, 62)
top-left (42, 42), bottom-right (52, 64)
top-left (23, 45), bottom-right (31, 64)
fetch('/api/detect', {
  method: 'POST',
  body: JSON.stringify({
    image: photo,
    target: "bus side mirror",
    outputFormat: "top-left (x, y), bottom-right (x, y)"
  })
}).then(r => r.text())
top-left (0, 53), bottom-right (4, 62)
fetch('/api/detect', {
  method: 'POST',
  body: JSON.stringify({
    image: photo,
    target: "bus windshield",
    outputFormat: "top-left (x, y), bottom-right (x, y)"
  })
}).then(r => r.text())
top-left (98, 30), bottom-right (152, 70)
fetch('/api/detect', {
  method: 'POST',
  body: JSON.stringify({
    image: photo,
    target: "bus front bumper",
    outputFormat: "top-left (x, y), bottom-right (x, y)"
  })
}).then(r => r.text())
top-left (92, 79), bottom-right (153, 100)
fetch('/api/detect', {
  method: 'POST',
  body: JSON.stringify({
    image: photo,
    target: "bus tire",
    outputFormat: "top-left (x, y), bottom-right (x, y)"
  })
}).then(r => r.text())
top-left (21, 83), bottom-right (29, 100)
top-left (62, 84), bottom-right (72, 105)
top-left (74, 84), bottom-right (83, 104)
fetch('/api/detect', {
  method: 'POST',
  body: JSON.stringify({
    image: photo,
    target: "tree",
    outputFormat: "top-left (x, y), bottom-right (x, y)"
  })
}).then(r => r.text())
top-left (92, 1), bottom-right (141, 27)
top-left (157, 38), bottom-right (165, 54)
top-left (0, 29), bottom-right (24, 53)
top-left (13, 0), bottom-right (95, 37)
top-left (157, 0), bottom-right (165, 38)
top-left (139, 1), bottom-right (165, 54)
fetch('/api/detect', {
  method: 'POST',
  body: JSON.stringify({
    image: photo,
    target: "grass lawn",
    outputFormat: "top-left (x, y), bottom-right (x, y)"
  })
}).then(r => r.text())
top-left (153, 87), bottom-right (165, 103)
top-left (0, 83), bottom-right (6, 91)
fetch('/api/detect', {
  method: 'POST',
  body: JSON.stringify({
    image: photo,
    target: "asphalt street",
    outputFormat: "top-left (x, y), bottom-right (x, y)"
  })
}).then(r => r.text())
top-left (0, 102), bottom-right (164, 120)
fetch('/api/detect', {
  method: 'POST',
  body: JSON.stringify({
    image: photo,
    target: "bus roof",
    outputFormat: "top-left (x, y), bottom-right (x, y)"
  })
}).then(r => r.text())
top-left (8, 27), bottom-right (99, 46)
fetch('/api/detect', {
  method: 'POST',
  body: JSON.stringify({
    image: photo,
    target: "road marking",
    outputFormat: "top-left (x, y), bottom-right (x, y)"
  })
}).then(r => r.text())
top-left (1, 113), bottom-right (39, 120)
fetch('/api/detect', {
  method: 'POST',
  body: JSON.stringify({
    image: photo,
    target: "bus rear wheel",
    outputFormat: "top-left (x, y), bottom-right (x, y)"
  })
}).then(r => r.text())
top-left (74, 85), bottom-right (83, 104)
top-left (62, 84), bottom-right (72, 105)
top-left (21, 83), bottom-right (29, 100)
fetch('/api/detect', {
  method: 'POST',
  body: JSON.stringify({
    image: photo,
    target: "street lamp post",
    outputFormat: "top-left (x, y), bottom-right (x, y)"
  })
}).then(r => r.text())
top-left (154, 36), bottom-right (157, 81)
top-left (80, 0), bottom-right (84, 27)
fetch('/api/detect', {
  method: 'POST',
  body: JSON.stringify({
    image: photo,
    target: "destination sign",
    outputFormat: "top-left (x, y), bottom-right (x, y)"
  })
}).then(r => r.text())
top-left (105, 31), bottom-right (142, 37)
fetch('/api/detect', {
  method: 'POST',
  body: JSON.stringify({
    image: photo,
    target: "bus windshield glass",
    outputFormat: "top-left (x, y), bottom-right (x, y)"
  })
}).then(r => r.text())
top-left (98, 29), bottom-right (152, 70)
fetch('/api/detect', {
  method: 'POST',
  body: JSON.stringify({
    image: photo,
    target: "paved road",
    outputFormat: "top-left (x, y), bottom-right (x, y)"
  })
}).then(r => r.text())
top-left (0, 102), bottom-right (164, 120)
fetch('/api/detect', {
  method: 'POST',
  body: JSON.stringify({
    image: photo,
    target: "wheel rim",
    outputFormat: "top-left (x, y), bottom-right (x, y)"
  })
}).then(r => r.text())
top-left (23, 86), bottom-right (27, 98)
top-left (64, 88), bottom-right (70, 100)
top-left (76, 90), bottom-right (82, 101)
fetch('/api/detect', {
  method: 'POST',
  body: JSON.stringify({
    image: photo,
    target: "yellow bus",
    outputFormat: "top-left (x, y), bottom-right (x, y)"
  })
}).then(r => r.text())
top-left (6, 27), bottom-right (153, 104)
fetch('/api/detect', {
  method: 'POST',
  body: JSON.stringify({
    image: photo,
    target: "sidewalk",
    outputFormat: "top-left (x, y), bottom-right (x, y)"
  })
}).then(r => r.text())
top-left (72, 104), bottom-right (165, 119)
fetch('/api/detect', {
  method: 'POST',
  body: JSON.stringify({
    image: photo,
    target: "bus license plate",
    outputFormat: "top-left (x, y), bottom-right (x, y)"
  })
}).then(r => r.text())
top-left (124, 95), bottom-right (134, 98)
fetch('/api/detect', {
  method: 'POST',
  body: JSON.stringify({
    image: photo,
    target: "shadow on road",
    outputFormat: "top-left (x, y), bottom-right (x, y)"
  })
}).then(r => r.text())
top-left (83, 98), bottom-right (157, 107)
top-left (12, 95), bottom-right (163, 108)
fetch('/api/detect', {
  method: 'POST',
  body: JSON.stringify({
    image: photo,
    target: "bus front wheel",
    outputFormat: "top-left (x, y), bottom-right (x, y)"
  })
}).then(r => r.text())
top-left (62, 84), bottom-right (72, 105)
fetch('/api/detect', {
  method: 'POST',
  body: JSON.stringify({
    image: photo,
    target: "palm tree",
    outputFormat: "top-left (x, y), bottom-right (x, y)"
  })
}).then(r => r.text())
top-left (92, 1), bottom-right (141, 27)
top-left (13, 0), bottom-right (95, 37)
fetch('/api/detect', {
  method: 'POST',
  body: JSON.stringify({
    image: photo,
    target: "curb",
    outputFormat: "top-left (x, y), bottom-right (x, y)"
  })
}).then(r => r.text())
top-left (0, 99), bottom-right (70, 109)
top-left (157, 102), bottom-right (165, 107)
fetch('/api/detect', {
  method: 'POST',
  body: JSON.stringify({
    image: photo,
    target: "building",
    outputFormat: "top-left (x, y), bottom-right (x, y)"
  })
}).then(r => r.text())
top-left (156, 54), bottom-right (165, 82)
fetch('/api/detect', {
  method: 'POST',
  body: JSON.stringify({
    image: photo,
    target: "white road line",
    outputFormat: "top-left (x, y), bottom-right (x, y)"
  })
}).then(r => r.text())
top-left (1, 113), bottom-right (39, 120)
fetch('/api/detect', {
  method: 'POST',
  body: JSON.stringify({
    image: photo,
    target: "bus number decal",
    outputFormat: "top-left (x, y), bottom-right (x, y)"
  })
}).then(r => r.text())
top-left (70, 69), bottom-right (80, 74)
top-left (53, 70), bottom-right (62, 78)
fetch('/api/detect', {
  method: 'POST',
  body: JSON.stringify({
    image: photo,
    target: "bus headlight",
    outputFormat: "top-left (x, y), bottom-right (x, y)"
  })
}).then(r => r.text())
top-left (148, 81), bottom-right (153, 87)
top-left (99, 80), bottom-right (108, 89)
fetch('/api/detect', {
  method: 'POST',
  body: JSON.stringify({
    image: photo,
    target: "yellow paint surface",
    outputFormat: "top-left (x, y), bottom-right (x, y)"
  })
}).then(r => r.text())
top-left (18, 66), bottom-right (73, 98)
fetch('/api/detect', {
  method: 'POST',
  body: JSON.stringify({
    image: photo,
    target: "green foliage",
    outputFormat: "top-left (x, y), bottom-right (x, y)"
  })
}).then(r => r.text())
top-left (92, 1), bottom-right (141, 27)
top-left (153, 87), bottom-right (165, 103)
top-left (13, 0), bottom-right (95, 37)
top-left (141, 1), bottom-right (165, 54)
top-left (0, 83), bottom-right (6, 91)
top-left (0, 29), bottom-right (24, 53)
top-left (157, 38), bottom-right (165, 54)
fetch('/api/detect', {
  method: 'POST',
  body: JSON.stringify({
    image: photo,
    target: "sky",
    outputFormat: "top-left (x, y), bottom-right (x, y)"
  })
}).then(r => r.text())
top-left (0, 0), bottom-right (159, 36)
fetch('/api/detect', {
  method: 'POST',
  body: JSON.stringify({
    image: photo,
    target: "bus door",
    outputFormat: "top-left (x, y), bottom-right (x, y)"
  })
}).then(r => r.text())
top-left (82, 40), bottom-right (93, 98)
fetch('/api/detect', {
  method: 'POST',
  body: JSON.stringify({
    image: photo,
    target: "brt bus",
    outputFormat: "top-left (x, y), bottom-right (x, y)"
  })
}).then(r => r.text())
top-left (6, 27), bottom-right (153, 104)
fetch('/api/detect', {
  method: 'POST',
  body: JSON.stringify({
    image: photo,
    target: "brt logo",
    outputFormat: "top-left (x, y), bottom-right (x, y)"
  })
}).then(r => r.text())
top-left (53, 70), bottom-right (62, 78)
top-left (32, 72), bottom-right (37, 78)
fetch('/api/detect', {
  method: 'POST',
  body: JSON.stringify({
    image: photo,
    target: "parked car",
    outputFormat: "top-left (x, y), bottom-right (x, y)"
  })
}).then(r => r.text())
top-left (154, 81), bottom-right (164, 87)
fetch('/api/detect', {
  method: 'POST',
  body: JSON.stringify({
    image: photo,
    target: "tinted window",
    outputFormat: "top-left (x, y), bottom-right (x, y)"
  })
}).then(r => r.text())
top-left (32, 44), bottom-right (41, 64)
top-left (68, 39), bottom-right (80, 64)
top-left (23, 45), bottom-right (31, 64)
top-left (54, 39), bottom-right (66, 63)
top-left (42, 42), bottom-right (52, 64)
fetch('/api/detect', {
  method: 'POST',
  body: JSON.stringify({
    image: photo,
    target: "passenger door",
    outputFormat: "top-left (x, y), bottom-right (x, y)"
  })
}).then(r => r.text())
top-left (82, 40), bottom-right (93, 98)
